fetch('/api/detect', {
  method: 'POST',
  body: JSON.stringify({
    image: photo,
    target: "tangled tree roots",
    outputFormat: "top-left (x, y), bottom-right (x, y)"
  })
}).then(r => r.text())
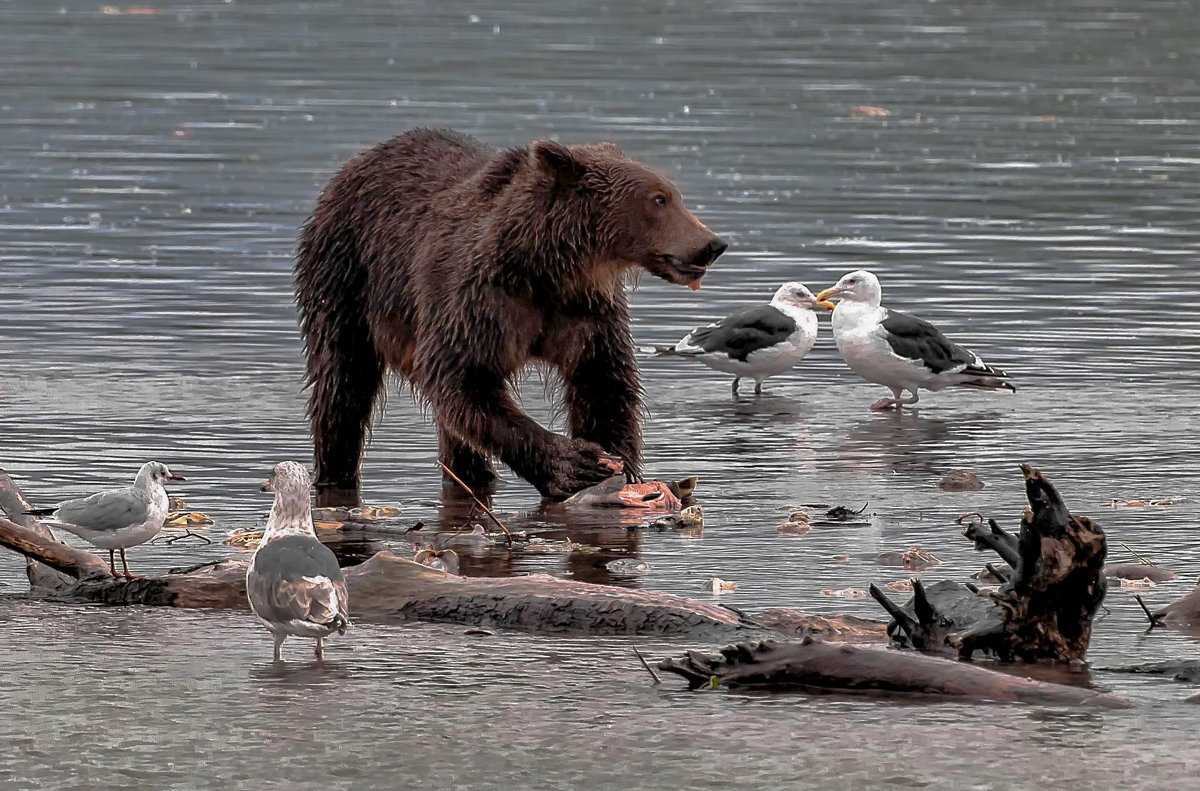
top-left (870, 464), bottom-right (1106, 662)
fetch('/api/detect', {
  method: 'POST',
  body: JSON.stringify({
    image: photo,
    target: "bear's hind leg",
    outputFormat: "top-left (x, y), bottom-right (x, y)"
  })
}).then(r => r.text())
top-left (302, 315), bottom-right (386, 507)
top-left (438, 427), bottom-right (498, 493)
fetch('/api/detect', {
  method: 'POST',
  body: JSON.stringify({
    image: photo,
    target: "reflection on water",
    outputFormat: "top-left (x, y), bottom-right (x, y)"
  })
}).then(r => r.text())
top-left (2, 0), bottom-right (1200, 788)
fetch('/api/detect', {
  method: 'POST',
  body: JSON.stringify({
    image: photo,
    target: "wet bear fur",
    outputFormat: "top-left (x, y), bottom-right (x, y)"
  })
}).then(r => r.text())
top-left (295, 128), bottom-right (726, 505)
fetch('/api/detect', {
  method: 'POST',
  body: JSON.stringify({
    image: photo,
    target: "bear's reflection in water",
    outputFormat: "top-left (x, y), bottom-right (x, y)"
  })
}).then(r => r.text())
top-left (322, 489), bottom-right (652, 587)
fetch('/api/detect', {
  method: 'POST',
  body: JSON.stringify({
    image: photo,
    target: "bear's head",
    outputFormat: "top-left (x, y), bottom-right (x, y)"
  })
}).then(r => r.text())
top-left (531, 140), bottom-right (728, 291)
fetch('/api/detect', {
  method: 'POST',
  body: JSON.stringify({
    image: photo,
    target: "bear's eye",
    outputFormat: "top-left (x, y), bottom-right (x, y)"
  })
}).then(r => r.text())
top-left (653, 194), bottom-right (668, 207)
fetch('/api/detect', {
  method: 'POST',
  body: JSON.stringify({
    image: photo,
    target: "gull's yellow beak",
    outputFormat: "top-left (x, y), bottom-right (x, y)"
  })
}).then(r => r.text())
top-left (815, 299), bottom-right (836, 311)
top-left (816, 287), bottom-right (840, 304)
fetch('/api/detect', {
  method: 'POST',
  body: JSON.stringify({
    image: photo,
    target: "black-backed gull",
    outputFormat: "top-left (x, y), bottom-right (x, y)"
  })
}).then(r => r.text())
top-left (816, 269), bottom-right (1015, 410)
top-left (656, 282), bottom-right (833, 395)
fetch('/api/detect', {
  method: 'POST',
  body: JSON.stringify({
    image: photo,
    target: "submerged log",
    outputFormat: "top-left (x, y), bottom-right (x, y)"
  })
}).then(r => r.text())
top-left (870, 465), bottom-right (1107, 662)
top-left (658, 638), bottom-right (1130, 708)
top-left (1149, 587), bottom-right (1200, 628)
top-left (753, 608), bottom-right (888, 643)
top-left (0, 503), bottom-right (769, 639)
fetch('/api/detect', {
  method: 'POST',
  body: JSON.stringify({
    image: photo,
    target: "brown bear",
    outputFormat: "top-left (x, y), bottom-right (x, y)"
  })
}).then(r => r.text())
top-left (294, 128), bottom-right (727, 506)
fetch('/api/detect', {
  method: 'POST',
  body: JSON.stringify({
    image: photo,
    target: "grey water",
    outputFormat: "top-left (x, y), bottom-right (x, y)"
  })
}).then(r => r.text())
top-left (2, 0), bottom-right (1200, 788)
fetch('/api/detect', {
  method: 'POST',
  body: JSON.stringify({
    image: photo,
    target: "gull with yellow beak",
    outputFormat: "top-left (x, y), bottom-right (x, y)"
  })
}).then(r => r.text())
top-left (650, 282), bottom-right (834, 396)
top-left (816, 269), bottom-right (1015, 410)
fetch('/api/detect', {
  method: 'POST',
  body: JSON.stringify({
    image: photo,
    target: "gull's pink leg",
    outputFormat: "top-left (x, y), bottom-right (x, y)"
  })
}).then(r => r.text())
top-left (119, 548), bottom-right (140, 580)
top-left (870, 386), bottom-right (905, 411)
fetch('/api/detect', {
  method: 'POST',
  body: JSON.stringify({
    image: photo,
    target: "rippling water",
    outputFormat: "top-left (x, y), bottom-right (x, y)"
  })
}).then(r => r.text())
top-left (2, 1), bottom-right (1200, 788)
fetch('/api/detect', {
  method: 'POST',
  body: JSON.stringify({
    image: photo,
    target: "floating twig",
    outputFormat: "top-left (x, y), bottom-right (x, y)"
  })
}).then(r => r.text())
top-left (1134, 594), bottom-right (1163, 630)
top-left (151, 529), bottom-right (212, 545)
top-left (632, 645), bottom-right (661, 685)
top-left (437, 462), bottom-right (513, 546)
top-left (1119, 541), bottom-right (1154, 566)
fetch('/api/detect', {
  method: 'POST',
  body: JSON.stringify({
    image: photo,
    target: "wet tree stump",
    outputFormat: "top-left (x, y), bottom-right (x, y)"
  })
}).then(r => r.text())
top-left (869, 465), bottom-right (1107, 662)
top-left (658, 638), bottom-right (1130, 708)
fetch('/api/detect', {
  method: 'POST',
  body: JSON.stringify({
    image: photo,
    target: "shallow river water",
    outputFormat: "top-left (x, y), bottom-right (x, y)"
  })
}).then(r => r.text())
top-left (2, 1), bottom-right (1200, 789)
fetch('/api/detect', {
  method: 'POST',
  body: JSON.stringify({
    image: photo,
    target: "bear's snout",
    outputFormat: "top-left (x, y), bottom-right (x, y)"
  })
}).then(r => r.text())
top-left (704, 236), bottom-right (729, 263)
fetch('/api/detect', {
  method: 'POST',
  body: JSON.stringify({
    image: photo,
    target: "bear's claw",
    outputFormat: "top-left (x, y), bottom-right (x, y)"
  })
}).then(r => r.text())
top-left (540, 437), bottom-right (625, 500)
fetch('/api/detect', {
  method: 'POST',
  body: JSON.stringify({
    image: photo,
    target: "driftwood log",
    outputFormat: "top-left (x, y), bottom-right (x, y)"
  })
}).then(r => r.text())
top-left (869, 464), bottom-right (1107, 662)
top-left (658, 638), bottom-right (1130, 708)
top-left (0, 519), bottom-right (767, 639)
top-left (0, 467), bottom-right (769, 639)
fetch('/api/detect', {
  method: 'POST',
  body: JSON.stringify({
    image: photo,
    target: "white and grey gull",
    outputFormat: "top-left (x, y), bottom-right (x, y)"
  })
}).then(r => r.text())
top-left (247, 461), bottom-right (350, 662)
top-left (651, 282), bottom-right (834, 395)
top-left (25, 461), bottom-right (184, 578)
top-left (816, 269), bottom-right (1015, 410)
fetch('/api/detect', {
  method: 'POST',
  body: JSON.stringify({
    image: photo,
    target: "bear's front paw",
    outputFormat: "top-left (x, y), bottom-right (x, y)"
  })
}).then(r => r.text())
top-left (541, 437), bottom-right (624, 499)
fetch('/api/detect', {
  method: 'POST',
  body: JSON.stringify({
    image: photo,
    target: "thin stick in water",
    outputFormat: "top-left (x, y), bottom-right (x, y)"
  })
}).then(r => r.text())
top-left (1119, 541), bottom-right (1154, 566)
top-left (1134, 594), bottom-right (1163, 629)
top-left (437, 462), bottom-right (513, 546)
top-left (632, 645), bottom-right (661, 685)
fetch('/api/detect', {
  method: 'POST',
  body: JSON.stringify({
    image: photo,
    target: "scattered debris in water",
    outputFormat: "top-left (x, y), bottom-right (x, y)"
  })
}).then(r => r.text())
top-left (832, 554), bottom-right (852, 562)
top-left (150, 528), bottom-right (211, 546)
top-left (226, 528), bottom-right (263, 550)
top-left (777, 521), bottom-right (812, 536)
top-left (679, 504), bottom-right (703, 527)
top-left (606, 558), bottom-right (650, 575)
top-left (1102, 497), bottom-right (1183, 508)
top-left (1118, 578), bottom-right (1156, 589)
top-left (163, 511), bottom-right (213, 528)
top-left (630, 512), bottom-right (692, 531)
top-left (851, 105), bottom-right (890, 118)
top-left (821, 587), bottom-right (869, 599)
top-left (938, 470), bottom-right (984, 491)
top-left (815, 502), bottom-right (871, 524)
top-left (707, 577), bottom-right (737, 594)
top-left (887, 580), bottom-right (914, 593)
top-left (463, 628), bottom-right (495, 637)
top-left (355, 505), bottom-right (403, 519)
top-left (437, 523), bottom-right (492, 551)
top-left (413, 547), bottom-right (459, 574)
top-left (522, 537), bottom-right (584, 554)
top-left (876, 547), bottom-right (941, 570)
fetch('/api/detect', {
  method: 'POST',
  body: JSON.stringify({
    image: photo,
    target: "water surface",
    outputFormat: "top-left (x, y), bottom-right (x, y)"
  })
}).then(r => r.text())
top-left (2, 1), bottom-right (1199, 789)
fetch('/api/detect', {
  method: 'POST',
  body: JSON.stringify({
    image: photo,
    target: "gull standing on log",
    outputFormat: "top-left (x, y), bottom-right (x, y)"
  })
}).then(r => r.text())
top-left (246, 461), bottom-right (350, 662)
top-left (654, 282), bottom-right (834, 395)
top-left (817, 270), bottom-right (1015, 410)
top-left (25, 461), bottom-right (184, 578)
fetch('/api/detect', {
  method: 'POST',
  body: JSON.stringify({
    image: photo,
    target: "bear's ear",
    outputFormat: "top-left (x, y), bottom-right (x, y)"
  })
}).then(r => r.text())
top-left (532, 139), bottom-right (585, 184)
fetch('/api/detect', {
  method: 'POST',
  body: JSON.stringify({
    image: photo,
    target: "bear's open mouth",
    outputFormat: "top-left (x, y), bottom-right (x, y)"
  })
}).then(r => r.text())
top-left (646, 254), bottom-right (709, 291)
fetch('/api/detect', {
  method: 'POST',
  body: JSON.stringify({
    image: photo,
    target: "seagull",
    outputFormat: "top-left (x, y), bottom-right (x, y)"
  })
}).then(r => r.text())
top-left (246, 461), bottom-right (350, 662)
top-left (653, 282), bottom-right (834, 395)
top-left (816, 269), bottom-right (1016, 410)
top-left (25, 461), bottom-right (184, 578)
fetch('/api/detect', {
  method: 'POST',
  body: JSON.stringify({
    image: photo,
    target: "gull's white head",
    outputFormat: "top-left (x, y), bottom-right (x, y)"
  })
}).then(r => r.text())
top-left (816, 270), bottom-right (882, 307)
top-left (771, 282), bottom-right (835, 312)
top-left (260, 461), bottom-right (314, 537)
top-left (135, 461), bottom-right (185, 489)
